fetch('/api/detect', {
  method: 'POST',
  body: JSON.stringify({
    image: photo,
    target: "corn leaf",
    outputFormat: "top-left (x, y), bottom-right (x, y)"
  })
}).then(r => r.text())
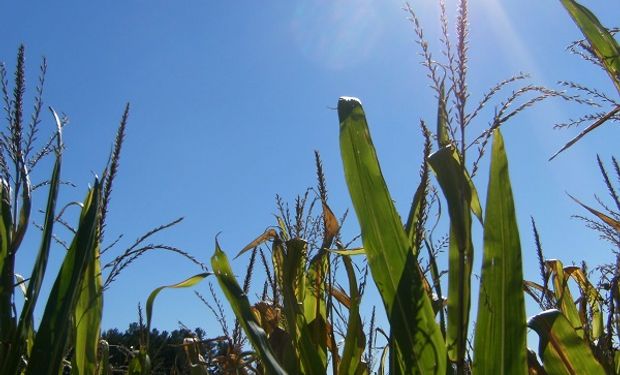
top-left (72, 240), bottom-right (103, 375)
top-left (145, 272), bottom-right (211, 340)
top-left (549, 0), bottom-right (620, 160)
top-left (404, 176), bottom-right (428, 257)
top-left (338, 97), bottom-right (445, 374)
top-left (321, 201), bottom-right (340, 249)
top-left (302, 251), bottom-right (328, 372)
top-left (568, 193), bottom-right (620, 232)
top-left (0, 173), bottom-right (15, 361)
top-left (2, 148), bottom-right (62, 374)
top-left (338, 255), bottom-right (366, 375)
top-left (326, 247), bottom-right (365, 256)
top-left (26, 179), bottom-right (101, 375)
top-left (472, 129), bottom-right (528, 375)
top-left (564, 267), bottom-right (603, 339)
top-left (428, 145), bottom-right (474, 365)
top-left (528, 309), bottom-right (606, 374)
top-left (546, 260), bottom-right (583, 338)
top-left (236, 228), bottom-right (278, 259)
top-left (559, 0), bottom-right (620, 93)
top-left (434, 84), bottom-right (482, 224)
top-left (280, 239), bottom-right (325, 375)
top-left (211, 241), bottom-right (287, 375)
top-left (437, 82), bottom-right (450, 148)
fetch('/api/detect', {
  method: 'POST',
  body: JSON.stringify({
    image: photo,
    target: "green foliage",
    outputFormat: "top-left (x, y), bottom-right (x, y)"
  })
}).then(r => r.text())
top-left (212, 240), bottom-right (287, 375)
top-left (339, 97), bottom-right (445, 374)
top-left (0, 46), bottom-right (107, 375)
top-left (0, 46), bottom-right (194, 375)
top-left (550, 0), bottom-right (620, 160)
top-left (3, 1), bottom-right (619, 374)
top-left (529, 310), bottom-right (606, 374)
top-left (472, 129), bottom-right (527, 375)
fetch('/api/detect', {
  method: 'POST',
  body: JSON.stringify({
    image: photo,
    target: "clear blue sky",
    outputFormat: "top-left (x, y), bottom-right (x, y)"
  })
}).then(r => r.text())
top-left (2, 0), bottom-right (619, 340)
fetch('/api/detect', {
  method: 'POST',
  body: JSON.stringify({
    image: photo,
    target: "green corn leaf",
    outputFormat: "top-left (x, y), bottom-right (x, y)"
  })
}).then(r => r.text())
top-left (2, 148), bottom-right (62, 374)
top-left (434, 86), bottom-right (483, 224)
top-left (338, 97), bottom-right (445, 374)
top-left (546, 260), bottom-right (583, 338)
top-left (326, 247), bottom-right (365, 256)
top-left (549, 0), bottom-right (620, 160)
top-left (145, 272), bottom-right (211, 343)
top-left (0, 173), bottom-right (14, 360)
top-left (338, 255), bottom-right (366, 375)
top-left (26, 179), bottom-right (101, 375)
top-left (211, 241), bottom-right (287, 375)
top-left (404, 177), bottom-right (427, 257)
top-left (528, 309), bottom-right (606, 374)
top-left (560, 0), bottom-right (620, 93)
top-left (280, 239), bottom-right (325, 375)
top-left (302, 251), bottom-right (328, 372)
top-left (437, 81), bottom-right (450, 148)
top-left (472, 129), bottom-right (528, 375)
top-left (564, 267), bottom-right (603, 340)
top-left (428, 145), bottom-right (474, 366)
top-left (72, 239), bottom-right (103, 375)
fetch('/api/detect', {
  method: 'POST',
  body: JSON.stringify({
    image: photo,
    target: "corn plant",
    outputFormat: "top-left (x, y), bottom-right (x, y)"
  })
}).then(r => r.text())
top-left (0, 45), bottom-right (104, 375)
top-left (0, 46), bottom-right (200, 375)
top-left (207, 1), bottom-right (581, 374)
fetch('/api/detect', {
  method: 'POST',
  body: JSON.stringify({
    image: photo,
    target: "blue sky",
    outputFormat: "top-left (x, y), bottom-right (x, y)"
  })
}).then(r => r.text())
top-left (2, 0), bottom-right (619, 341)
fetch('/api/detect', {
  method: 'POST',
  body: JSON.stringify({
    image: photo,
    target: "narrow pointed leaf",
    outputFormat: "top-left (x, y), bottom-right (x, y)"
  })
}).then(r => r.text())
top-left (559, 0), bottom-right (620, 93)
top-left (236, 228), bottom-right (278, 259)
top-left (546, 260), bottom-right (583, 338)
top-left (0, 177), bottom-right (15, 357)
top-left (26, 180), bottom-right (101, 375)
top-left (437, 82), bottom-right (450, 148)
top-left (428, 145), bottom-right (474, 365)
top-left (405, 170), bottom-right (428, 257)
top-left (2, 152), bottom-right (62, 374)
top-left (302, 251), bottom-right (328, 372)
top-left (549, 106), bottom-right (620, 161)
top-left (280, 239), bottom-right (325, 375)
top-left (72, 241), bottom-right (103, 375)
top-left (528, 309), bottom-right (605, 374)
top-left (472, 129), bottom-right (527, 375)
top-left (338, 255), bottom-right (366, 375)
top-left (321, 201), bottom-right (340, 249)
top-left (568, 193), bottom-right (620, 232)
top-left (564, 267), bottom-right (603, 339)
top-left (326, 247), bottom-right (365, 256)
top-left (211, 241), bottom-right (287, 375)
top-left (146, 272), bottom-right (211, 338)
top-left (338, 97), bottom-right (445, 374)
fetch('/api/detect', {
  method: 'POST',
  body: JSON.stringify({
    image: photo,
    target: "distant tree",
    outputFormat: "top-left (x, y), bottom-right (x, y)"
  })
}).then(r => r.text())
top-left (101, 323), bottom-right (210, 374)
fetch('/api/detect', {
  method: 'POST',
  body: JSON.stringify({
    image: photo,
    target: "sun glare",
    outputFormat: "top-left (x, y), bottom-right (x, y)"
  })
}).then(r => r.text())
top-left (290, 0), bottom-right (393, 70)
